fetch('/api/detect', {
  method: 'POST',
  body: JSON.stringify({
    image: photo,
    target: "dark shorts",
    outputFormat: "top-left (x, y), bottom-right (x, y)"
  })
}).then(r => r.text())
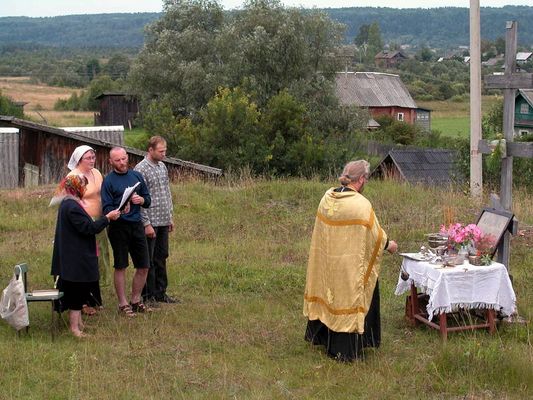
top-left (61, 280), bottom-right (94, 311)
top-left (107, 220), bottom-right (150, 269)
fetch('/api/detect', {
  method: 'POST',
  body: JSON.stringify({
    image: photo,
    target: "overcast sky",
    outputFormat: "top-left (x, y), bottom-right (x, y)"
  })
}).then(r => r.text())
top-left (0, 0), bottom-right (531, 17)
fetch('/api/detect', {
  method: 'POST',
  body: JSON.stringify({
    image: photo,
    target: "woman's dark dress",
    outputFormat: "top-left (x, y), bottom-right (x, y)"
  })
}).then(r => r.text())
top-left (51, 198), bottom-right (108, 311)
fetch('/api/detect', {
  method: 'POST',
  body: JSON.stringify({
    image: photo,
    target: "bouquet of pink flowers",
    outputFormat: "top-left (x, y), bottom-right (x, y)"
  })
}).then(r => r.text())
top-left (440, 223), bottom-right (483, 249)
top-left (440, 223), bottom-right (496, 264)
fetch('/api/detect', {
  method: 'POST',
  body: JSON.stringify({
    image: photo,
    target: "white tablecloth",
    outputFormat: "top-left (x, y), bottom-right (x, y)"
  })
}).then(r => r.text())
top-left (395, 257), bottom-right (516, 318)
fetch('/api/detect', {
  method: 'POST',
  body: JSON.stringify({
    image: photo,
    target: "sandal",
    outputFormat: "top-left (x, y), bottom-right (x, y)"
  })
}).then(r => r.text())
top-left (130, 302), bottom-right (153, 313)
top-left (118, 304), bottom-right (136, 317)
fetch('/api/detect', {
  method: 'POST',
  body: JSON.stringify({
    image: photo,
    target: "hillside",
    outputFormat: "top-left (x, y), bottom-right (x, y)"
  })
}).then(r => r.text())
top-left (1, 6), bottom-right (533, 49)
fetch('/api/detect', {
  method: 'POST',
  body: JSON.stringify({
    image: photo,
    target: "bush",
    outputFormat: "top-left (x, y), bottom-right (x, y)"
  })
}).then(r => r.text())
top-left (450, 94), bottom-right (467, 102)
top-left (0, 91), bottom-right (24, 118)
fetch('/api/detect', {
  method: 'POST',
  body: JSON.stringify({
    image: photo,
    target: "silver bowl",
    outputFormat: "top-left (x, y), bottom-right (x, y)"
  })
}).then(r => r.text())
top-left (427, 233), bottom-right (448, 248)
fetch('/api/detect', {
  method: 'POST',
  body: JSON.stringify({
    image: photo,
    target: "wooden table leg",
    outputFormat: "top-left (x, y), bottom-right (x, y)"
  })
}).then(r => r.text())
top-left (410, 283), bottom-right (418, 326)
top-left (439, 313), bottom-right (448, 341)
top-left (487, 309), bottom-right (496, 334)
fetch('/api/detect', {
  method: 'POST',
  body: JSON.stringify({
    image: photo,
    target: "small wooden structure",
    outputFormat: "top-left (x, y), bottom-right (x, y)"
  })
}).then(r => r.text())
top-left (94, 93), bottom-right (139, 128)
top-left (0, 116), bottom-right (221, 188)
top-left (335, 72), bottom-right (422, 125)
top-left (371, 148), bottom-right (459, 185)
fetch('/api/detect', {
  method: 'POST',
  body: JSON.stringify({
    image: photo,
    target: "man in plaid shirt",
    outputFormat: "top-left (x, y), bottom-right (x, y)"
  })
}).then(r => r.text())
top-left (134, 136), bottom-right (179, 304)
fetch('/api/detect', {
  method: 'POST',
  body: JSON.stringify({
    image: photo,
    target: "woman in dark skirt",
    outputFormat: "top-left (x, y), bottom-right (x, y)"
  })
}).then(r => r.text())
top-left (50, 175), bottom-right (120, 337)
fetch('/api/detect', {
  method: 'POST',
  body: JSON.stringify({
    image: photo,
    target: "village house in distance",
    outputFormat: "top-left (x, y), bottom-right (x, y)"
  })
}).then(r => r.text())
top-left (335, 72), bottom-right (431, 131)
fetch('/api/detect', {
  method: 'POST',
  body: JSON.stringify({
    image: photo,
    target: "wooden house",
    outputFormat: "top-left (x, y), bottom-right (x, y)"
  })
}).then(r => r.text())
top-left (370, 148), bottom-right (460, 185)
top-left (0, 116), bottom-right (221, 189)
top-left (94, 93), bottom-right (139, 128)
top-left (335, 72), bottom-right (421, 125)
top-left (374, 50), bottom-right (408, 68)
top-left (514, 89), bottom-right (533, 137)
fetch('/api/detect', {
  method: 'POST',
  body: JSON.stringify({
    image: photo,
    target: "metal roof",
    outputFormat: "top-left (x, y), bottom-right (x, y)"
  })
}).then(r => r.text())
top-left (371, 148), bottom-right (459, 185)
top-left (61, 126), bottom-right (125, 146)
top-left (516, 52), bottom-right (532, 61)
top-left (335, 72), bottom-right (417, 109)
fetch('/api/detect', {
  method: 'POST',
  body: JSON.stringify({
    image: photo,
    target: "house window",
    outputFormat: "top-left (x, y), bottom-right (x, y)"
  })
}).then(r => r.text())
top-left (519, 130), bottom-right (530, 137)
top-left (520, 103), bottom-right (529, 114)
top-left (397, 112), bottom-right (404, 121)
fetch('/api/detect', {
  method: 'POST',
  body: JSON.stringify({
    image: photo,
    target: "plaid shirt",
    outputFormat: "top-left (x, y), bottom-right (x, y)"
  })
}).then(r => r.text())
top-left (134, 157), bottom-right (173, 227)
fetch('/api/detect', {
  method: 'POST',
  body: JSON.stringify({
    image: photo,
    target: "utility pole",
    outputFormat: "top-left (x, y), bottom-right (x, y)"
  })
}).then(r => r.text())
top-left (469, 0), bottom-right (483, 199)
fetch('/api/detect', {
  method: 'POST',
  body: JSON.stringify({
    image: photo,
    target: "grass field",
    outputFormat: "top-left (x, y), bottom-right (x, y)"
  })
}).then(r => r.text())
top-left (418, 96), bottom-right (502, 138)
top-left (0, 178), bottom-right (531, 399)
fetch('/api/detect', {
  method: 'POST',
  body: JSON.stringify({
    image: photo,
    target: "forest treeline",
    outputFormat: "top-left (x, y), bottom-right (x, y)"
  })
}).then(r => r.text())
top-left (1, 6), bottom-right (533, 49)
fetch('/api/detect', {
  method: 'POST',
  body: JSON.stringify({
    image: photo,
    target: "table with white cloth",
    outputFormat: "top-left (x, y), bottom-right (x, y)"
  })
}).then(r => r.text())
top-left (395, 256), bottom-right (516, 339)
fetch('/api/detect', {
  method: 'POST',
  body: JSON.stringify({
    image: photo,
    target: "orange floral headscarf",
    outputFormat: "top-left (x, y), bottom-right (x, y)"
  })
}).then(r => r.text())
top-left (55, 174), bottom-right (88, 199)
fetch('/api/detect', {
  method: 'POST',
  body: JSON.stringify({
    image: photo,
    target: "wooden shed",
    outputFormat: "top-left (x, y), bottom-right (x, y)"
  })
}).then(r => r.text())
top-left (336, 72), bottom-right (421, 125)
top-left (94, 93), bottom-right (139, 128)
top-left (0, 116), bottom-right (221, 189)
top-left (370, 148), bottom-right (460, 185)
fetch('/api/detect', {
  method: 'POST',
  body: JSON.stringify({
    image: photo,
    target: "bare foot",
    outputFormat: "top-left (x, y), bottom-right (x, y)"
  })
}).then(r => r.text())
top-left (71, 330), bottom-right (89, 338)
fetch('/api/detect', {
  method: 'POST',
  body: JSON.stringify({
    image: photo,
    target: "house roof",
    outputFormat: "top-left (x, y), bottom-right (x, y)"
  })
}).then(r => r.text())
top-left (374, 50), bottom-right (407, 60)
top-left (371, 148), bottom-right (459, 185)
top-left (482, 56), bottom-right (504, 66)
top-left (516, 52), bottom-right (532, 62)
top-left (335, 72), bottom-right (417, 109)
top-left (517, 89), bottom-right (533, 108)
top-left (367, 118), bottom-right (381, 129)
top-left (94, 92), bottom-right (132, 99)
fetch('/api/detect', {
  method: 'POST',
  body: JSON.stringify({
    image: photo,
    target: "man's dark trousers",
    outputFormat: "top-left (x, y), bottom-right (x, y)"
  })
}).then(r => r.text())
top-left (143, 225), bottom-right (169, 301)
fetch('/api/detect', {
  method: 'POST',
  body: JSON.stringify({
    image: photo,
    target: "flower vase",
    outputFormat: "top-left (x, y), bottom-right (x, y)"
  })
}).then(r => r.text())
top-left (457, 245), bottom-right (469, 264)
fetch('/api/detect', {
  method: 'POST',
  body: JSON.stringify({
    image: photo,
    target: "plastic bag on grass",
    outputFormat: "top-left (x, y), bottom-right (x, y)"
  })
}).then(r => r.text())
top-left (0, 273), bottom-right (29, 331)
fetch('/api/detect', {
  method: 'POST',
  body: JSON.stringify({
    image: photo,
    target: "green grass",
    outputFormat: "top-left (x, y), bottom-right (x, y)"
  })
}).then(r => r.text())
top-left (418, 96), bottom-right (503, 139)
top-left (431, 116), bottom-right (470, 137)
top-left (0, 178), bottom-right (531, 399)
top-left (124, 127), bottom-right (149, 149)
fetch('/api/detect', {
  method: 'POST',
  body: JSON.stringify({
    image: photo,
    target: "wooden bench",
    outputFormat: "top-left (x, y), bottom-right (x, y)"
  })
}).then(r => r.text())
top-left (14, 263), bottom-right (64, 340)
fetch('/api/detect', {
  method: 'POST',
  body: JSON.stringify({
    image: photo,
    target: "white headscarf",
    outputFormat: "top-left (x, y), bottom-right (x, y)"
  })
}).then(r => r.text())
top-left (68, 145), bottom-right (95, 171)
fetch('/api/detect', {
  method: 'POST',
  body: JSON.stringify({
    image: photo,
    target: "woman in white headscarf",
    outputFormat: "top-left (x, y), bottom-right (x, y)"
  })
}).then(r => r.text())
top-left (66, 145), bottom-right (111, 315)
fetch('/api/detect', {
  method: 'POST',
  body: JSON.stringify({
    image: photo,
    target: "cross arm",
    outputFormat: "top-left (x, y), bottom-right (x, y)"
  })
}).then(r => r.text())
top-left (478, 140), bottom-right (533, 158)
top-left (484, 73), bottom-right (533, 90)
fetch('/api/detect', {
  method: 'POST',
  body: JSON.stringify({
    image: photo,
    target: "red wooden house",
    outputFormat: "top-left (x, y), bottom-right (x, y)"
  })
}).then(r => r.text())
top-left (335, 72), bottom-right (419, 126)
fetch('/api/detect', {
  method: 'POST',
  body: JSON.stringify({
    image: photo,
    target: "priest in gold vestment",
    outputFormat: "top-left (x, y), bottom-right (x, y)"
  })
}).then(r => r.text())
top-left (303, 160), bottom-right (397, 361)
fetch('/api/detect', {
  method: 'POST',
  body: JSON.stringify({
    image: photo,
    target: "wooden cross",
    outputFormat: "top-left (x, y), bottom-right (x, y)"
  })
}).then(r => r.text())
top-left (481, 21), bottom-right (533, 271)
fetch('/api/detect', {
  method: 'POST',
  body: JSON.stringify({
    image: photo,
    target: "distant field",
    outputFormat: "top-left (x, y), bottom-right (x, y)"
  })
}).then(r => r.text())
top-left (0, 76), bottom-right (93, 127)
top-left (418, 96), bottom-right (502, 138)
